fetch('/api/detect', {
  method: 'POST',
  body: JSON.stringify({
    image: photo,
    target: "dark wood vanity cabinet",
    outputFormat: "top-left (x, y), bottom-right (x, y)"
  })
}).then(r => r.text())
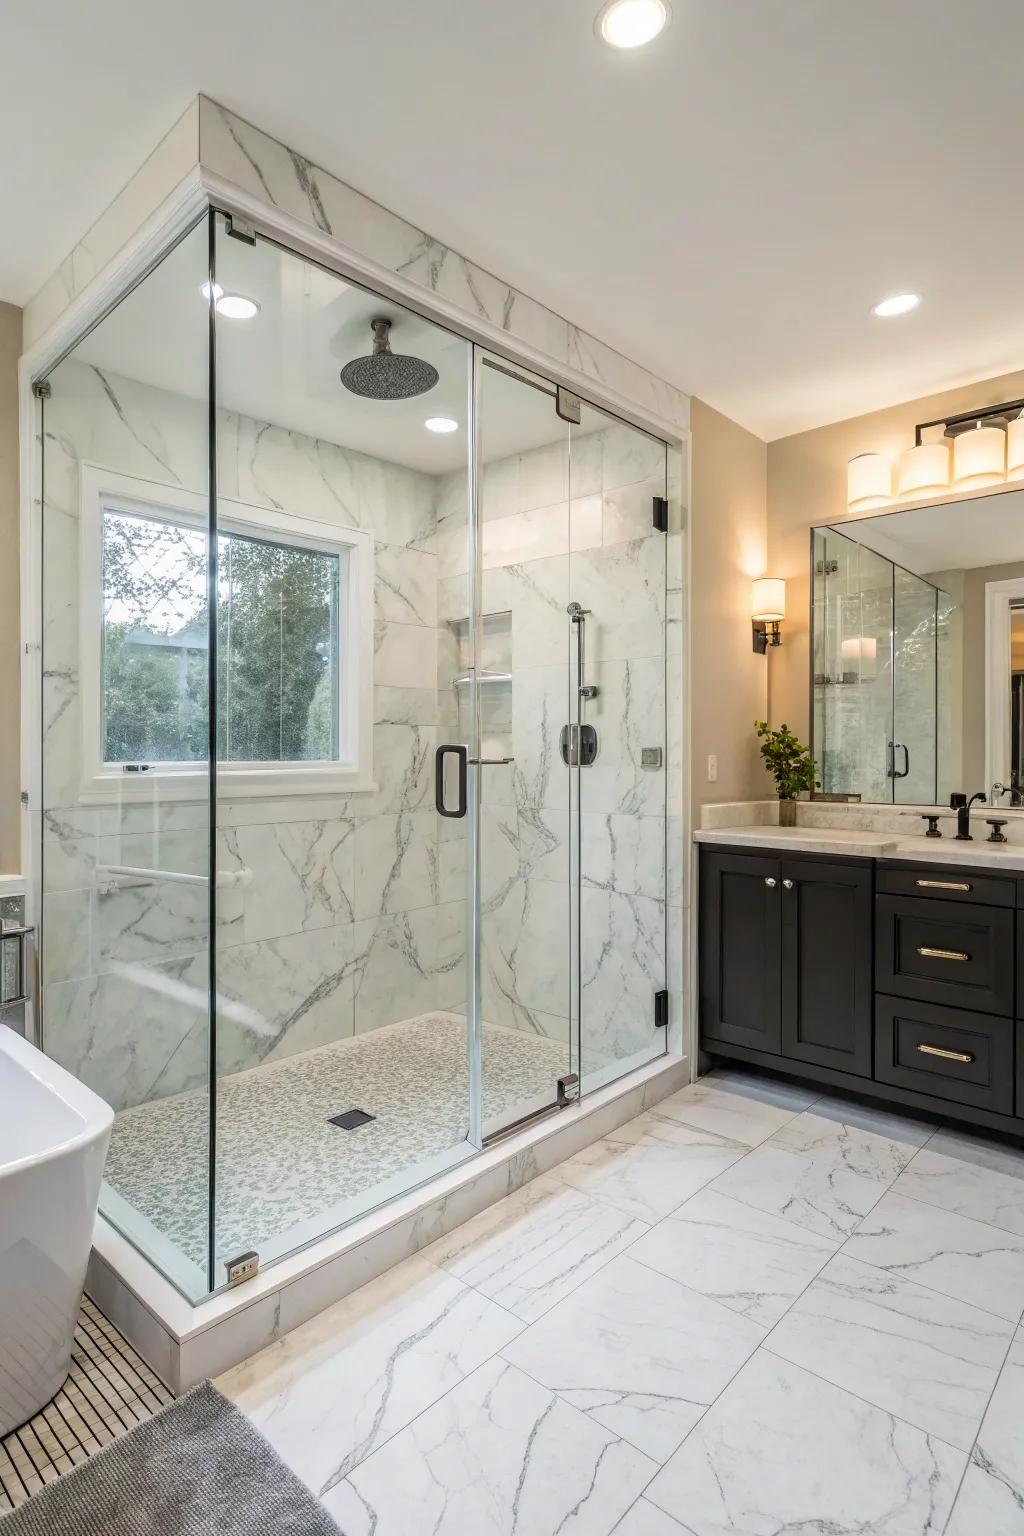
top-left (699, 845), bottom-right (1024, 1137)
top-left (700, 849), bottom-right (872, 1078)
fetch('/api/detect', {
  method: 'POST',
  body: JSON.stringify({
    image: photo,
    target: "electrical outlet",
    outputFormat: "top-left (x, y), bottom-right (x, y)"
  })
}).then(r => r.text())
top-left (707, 754), bottom-right (718, 782)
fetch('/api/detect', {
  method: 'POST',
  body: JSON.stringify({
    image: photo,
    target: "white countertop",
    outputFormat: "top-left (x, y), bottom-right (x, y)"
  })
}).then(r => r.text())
top-left (694, 824), bottom-right (1024, 871)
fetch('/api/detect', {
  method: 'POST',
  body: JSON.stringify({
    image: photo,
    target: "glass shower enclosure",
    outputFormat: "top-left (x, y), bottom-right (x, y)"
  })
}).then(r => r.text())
top-left (35, 210), bottom-right (671, 1301)
top-left (812, 526), bottom-right (953, 803)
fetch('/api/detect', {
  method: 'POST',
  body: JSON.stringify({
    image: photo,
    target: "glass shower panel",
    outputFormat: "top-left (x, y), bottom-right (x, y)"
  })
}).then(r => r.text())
top-left (570, 401), bottom-right (668, 1094)
top-left (38, 217), bottom-right (214, 1300)
top-left (209, 220), bottom-right (476, 1276)
top-left (473, 356), bottom-right (575, 1136)
top-left (893, 568), bottom-right (938, 804)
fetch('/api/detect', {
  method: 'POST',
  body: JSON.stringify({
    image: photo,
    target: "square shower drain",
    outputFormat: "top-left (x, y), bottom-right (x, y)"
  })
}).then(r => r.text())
top-left (328, 1108), bottom-right (376, 1130)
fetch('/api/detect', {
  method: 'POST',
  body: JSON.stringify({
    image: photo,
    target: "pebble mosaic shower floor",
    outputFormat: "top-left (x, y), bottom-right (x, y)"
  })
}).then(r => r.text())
top-left (104, 1013), bottom-right (570, 1278)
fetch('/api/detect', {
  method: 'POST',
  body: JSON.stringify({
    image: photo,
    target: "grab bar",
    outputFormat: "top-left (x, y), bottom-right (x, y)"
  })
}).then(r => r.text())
top-left (96, 864), bottom-right (252, 890)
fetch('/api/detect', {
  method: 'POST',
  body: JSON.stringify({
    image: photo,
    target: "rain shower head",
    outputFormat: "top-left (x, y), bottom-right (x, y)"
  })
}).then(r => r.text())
top-left (340, 318), bottom-right (439, 400)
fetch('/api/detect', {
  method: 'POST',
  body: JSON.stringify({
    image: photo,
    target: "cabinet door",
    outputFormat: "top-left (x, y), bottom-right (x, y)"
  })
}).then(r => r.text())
top-left (700, 850), bottom-right (782, 1053)
top-left (781, 857), bottom-right (873, 1077)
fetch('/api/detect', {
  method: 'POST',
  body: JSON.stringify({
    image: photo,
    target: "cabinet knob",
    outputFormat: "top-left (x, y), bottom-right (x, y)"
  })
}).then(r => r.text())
top-left (764, 876), bottom-right (777, 888)
top-left (782, 878), bottom-right (794, 890)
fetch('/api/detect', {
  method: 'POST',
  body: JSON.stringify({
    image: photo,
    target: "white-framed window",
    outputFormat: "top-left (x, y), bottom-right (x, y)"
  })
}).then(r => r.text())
top-left (78, 466), bottom-right (375, 800)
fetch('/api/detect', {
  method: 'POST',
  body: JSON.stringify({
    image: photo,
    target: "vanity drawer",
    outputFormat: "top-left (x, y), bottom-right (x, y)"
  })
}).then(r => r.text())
top-left (876, 895), bottom-right (1015, 1016)
top-left (875, 995), bottom-right (1014, 1115)
top-left (877, 865), bottom-right (1015, 909)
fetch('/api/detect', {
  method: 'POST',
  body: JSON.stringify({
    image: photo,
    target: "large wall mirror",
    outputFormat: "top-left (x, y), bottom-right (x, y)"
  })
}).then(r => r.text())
top-left (811, 488), bottom-right (1024, 809)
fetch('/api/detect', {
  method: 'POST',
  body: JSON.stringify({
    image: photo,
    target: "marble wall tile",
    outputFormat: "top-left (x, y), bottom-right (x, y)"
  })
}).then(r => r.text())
top-left (570, 536), bottom-right (665, 664)
top-left (215, 925), bottom-right (354, 1072)
top-left (352, 812), bottom-right (438, 920)
top-left (585, 657), bottom-right (666, 817)
top-left (372, 618), bottom-right (437, 691)
top-left (373, 542), bottom-right (437, 627)
top-left (350, 908), bottom-right (442, 1033)
top-left (224, 819), bottom-right (356, 942)
top-left (41, 889), bottom-right (92, 983)
top-left (480, 876), bottom-right (570, 1028)
top-left (580, 889), bottom-right (664, 1068)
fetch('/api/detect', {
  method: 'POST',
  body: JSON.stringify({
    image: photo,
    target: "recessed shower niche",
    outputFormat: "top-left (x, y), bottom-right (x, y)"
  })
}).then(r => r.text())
top-left (35, 208), bottom-right (674, 1305)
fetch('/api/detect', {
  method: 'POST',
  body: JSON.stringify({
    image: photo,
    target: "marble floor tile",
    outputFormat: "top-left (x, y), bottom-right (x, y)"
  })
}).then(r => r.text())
top-left (844, 1191), bottom-right (1024, 1323)
top-left (612, 1501), bottom-right (693, 1536)
top-left (216, 1254), bottom-right (523, 1496)
top-left (893, 1146), bottom-right (1024, 1239)
top-left (945, 1327), bottom-right (1024, 1536)
top-left (502, 1254), bottom-right (763, 1463)
top-left (548, 1117), bottom-right (746, 1224)
top-left (653, 1072), bottom-right (814, 1148)
top-left (629, 1188), bottom-right (838, 1328)
top-left (327, 1356), bottom-right (658, 1536)
top-left (808, 1091), bottom-right (938, 1149)
top-left (769, 1109), bottom-right (921, 1182)
top-left (707, 1140), bottom-right (889, 1241)
top-left (765, 1252), bottom-right (1013, 1451)
top-left (646, 1351), bottom-right (965, 1536)
top-left (422, 1173), bottom-right (647, 1322)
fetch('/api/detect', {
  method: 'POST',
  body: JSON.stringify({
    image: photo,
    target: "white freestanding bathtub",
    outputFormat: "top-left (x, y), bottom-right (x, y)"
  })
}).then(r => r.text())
top-left (0, 1025), bottom-right (113, 1435)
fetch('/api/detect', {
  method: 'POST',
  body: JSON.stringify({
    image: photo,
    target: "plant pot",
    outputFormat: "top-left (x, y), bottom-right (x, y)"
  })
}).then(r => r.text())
top-left (778, 798), bottom-right (798, 828)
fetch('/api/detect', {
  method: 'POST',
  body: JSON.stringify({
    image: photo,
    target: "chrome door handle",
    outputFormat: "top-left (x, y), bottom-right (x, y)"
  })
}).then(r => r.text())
top-left (782, 879), bottom-right (794, 890)
top-left (764, 877), bottom-right (777, 888)
top-left (469, 757), bottom-right (514, 765)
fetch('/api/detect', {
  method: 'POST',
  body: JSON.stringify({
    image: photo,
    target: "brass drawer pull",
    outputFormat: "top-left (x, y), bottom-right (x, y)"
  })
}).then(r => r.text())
top-left (917, 1042), bottom-right (975, 1064)
top-left (916, 945), bottom-right (970, 962)
top-left (915, 878), bottom-right (971, 892)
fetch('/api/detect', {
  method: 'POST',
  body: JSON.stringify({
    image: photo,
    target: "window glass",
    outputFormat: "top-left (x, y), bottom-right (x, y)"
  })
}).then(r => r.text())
top-left (100, 505), bottom-right (342, 766)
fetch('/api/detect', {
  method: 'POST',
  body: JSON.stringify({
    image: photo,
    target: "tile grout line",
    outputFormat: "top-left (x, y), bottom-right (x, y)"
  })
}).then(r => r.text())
top-left (938, 1321), bottom-right (1019, 1534)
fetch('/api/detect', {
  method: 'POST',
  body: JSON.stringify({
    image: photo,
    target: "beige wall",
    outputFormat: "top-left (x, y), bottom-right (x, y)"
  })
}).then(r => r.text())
top-left (0, 302), bottom-right (20, 874)
top-left (690, 398), bottom-right (769, 808)
top-left (767, 367), bottom-right (1024, 742)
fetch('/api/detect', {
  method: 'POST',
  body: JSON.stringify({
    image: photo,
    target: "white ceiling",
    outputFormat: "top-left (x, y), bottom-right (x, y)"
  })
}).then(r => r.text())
top-left (5, 0), bottom-right (1024, 440)
top-left (825, 487), bottom-right (1024, 576)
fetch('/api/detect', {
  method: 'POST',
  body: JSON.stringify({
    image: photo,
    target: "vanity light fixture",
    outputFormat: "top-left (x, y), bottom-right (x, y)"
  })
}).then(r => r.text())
top-left (215, 293), bottom-right (260, 320)
top-left (847, 453), bottom-right (893, 511)
top-left (898, 439), bottom-right (950, 498)
top-left (597, 0), bottom-right (669, 49)
top-left (1008, 409), bottom-right (1024, 481)
top-left (424, 416), bottom-right (459, 433)
top-left (872, 293), bottom-right (921, 318)
top-left (953, 420), bottom-right (1006, 488)
top-left (752, 577), bottom-right (785, 654)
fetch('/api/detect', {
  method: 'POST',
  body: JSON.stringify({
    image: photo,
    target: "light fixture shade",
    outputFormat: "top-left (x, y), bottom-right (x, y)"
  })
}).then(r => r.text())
top-left (847, 453), bottom-right (893, 510)
top-left (898, 441), bottom-right (950, 498)
top-left (1008, 416), bottom-right (1024, 481)
top-left (840, 636), bottom-right (877, 663)
top-left (953, 424), bottom-right (1006, 488)
top-left (751, 577), bottom-right (786, 622)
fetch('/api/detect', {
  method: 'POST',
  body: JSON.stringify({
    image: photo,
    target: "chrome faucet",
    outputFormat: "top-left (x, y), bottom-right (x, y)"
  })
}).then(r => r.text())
top-left (950, 791), bottom-right (986, 840)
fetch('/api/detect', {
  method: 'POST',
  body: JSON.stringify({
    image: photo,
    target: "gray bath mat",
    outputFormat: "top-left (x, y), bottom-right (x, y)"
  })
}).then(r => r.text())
top-left (0, 1381), bottom-right (341, 1535)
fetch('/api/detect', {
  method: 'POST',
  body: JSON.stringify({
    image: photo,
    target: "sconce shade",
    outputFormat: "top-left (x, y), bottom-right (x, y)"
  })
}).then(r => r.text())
top-left (1008, 415), bottom-right (1024, 481)
top-left (840, 636), bottom-right (877, 663)
top-left (751, 577), bottom-right (786, 622)
top-left (898, 441), bottom-right (950, 498)
top-left (847, 453), bottom-right (893, 510)
top-left (953, 423), bottom-right (1006, 488)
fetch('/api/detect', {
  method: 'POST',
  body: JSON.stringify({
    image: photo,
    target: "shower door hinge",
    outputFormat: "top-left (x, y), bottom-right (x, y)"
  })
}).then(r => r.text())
top-left (225, 1250), bottom-right (260, 1286)
top-left (652, 496), bottom-right (669, 532)
top-left (32, 380), bottom-right (51, 400)
top-left (224, 214), bottom-right (257, 246)
top-left (557, 1073), bottom-right (580, 1106)
top-left (555, 387), bottom-right (582, 425)
top-left (654, 989), bottom-right (669, 1029)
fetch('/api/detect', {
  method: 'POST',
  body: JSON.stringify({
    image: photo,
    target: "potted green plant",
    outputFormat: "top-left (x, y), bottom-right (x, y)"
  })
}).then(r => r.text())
top-left (754, 720), bottom-right (816, 826)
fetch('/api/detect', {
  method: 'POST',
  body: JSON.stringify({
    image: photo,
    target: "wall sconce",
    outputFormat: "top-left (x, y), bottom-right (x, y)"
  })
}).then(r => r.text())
top-left (847, 453), bottom-right (893, 511)
top-left (752, 577), bottom-right (785, 654)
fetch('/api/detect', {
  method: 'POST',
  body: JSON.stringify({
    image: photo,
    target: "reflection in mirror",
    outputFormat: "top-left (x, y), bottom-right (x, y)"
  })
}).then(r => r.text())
top-left (812, 487), bottom-right (1024, 808)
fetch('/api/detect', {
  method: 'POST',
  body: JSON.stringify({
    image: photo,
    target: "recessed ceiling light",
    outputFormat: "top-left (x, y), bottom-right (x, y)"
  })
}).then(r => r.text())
top-left (425, 416), bottom-right (459, 434)
top-left (597, 0), bottom-right (669, 49)
top-left (873, 293), bottom-right (920, 318)
top-left (216, 293), bottom-right (260, 320)
top-left (200, 282), bottom-right (224, 303)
